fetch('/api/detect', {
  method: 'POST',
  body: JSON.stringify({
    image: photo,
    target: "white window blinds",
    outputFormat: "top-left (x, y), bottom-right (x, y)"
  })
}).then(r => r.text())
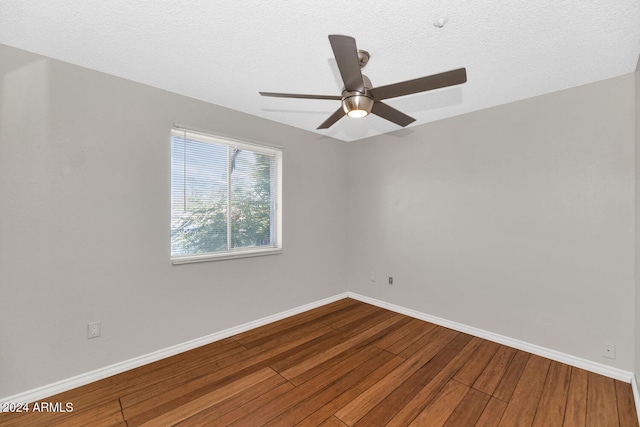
top-left (170, 129), bottom-right (282, 262)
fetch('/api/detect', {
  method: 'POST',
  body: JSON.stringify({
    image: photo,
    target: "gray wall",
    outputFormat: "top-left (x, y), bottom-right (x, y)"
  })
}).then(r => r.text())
top-left (635, 70), bottom-right (640, 379)
top-left (0, 44), bottom-right (349, 397)
top-left (346, 74), bottom-right (636, 371)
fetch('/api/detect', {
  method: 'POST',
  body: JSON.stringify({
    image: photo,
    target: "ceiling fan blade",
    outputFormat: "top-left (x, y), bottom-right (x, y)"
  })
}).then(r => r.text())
top-left (371, 102), bottom-right (416, 127)
top-left (317, 107), bottom-right (346, 129)
top-left (328, 35), bottom-right (365, 93)
top-left (259, 92), bottom-right (341, 100)
top-left (370, 68), bottom-right (467, 101)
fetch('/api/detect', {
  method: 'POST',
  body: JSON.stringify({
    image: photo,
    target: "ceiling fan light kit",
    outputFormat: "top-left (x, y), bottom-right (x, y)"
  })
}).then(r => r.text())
top-left (342, 92), bottom-right (373, 118)
top-left (342, 74), bottom-right (374, 118)
top-left (260, 34), bottom-right (467, 130)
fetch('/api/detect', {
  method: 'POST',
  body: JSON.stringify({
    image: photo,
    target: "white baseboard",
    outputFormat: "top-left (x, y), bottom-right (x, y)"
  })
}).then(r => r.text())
top-left (0, 292), bottom-right (348, 405)
top-left (632, 375), bottom-right (640, 426)
top-left (3, 290), bottom-right (638, 413)
top-left (347, 292), bottom-right (635, 383)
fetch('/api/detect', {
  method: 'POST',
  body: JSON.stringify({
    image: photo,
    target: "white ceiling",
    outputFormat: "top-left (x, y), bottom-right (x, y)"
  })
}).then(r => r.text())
top-left (1, 1), bottom-right (639, 142)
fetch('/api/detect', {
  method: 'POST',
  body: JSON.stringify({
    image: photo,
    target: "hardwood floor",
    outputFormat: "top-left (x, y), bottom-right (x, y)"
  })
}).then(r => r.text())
top-left (1, 298), bottom-right (637, 426)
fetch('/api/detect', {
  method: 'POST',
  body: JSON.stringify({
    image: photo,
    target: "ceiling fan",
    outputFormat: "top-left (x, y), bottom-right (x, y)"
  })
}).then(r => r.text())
top-left (259, 35), bottom-right (467, 130)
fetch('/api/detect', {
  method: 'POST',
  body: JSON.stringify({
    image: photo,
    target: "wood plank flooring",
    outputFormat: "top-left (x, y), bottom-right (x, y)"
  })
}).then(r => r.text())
top-left (1, 298), bottom-right (637, 426)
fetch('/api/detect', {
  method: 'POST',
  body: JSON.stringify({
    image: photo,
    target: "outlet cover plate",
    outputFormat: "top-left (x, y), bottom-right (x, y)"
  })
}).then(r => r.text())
top-left (603, 343), bottom-right (616, 359)
top-left (88, 321), bottom-right (101, 339)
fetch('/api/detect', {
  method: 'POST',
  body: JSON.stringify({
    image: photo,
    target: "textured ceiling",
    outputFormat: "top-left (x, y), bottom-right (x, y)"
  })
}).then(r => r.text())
top-left (1, 1), bottom-right (639, 142)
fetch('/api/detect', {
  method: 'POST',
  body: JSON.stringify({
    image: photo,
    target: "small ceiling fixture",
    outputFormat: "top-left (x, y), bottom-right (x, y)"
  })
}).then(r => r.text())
top-left (433, 16), bottom-right (449, 28)
top-left (260, 35), bottom-right (467, 129)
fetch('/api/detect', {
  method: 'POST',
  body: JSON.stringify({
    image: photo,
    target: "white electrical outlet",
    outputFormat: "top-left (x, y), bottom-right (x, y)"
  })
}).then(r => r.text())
top-left (88, 321), bottom-right (101, 339)
top-left (603, 343), bottom-right (616, 359)
top-left (370, 272), bottom-right (376, 282)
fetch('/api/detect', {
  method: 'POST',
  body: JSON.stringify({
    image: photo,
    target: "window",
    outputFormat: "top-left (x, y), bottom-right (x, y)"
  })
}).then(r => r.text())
top-left (170, 128), bottom-right (282, 263)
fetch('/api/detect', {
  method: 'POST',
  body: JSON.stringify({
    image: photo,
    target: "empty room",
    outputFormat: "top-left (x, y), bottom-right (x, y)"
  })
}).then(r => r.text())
top-left (1, 2), bottom-right (640, 426)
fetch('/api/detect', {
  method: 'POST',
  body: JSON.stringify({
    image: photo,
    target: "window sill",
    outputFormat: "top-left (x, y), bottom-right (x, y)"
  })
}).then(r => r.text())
top-left (171, 247), bottom-right (282, 265)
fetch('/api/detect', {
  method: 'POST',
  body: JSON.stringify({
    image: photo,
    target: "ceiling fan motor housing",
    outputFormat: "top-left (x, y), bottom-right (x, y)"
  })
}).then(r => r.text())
top-left (341, 91), bottom-right (374, 116)
top-left (342, 75), bottom-right (374, 117)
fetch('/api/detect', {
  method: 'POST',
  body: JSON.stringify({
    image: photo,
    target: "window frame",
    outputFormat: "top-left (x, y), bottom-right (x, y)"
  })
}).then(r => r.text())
top-left (170, 128), bottom-right (283, 265)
